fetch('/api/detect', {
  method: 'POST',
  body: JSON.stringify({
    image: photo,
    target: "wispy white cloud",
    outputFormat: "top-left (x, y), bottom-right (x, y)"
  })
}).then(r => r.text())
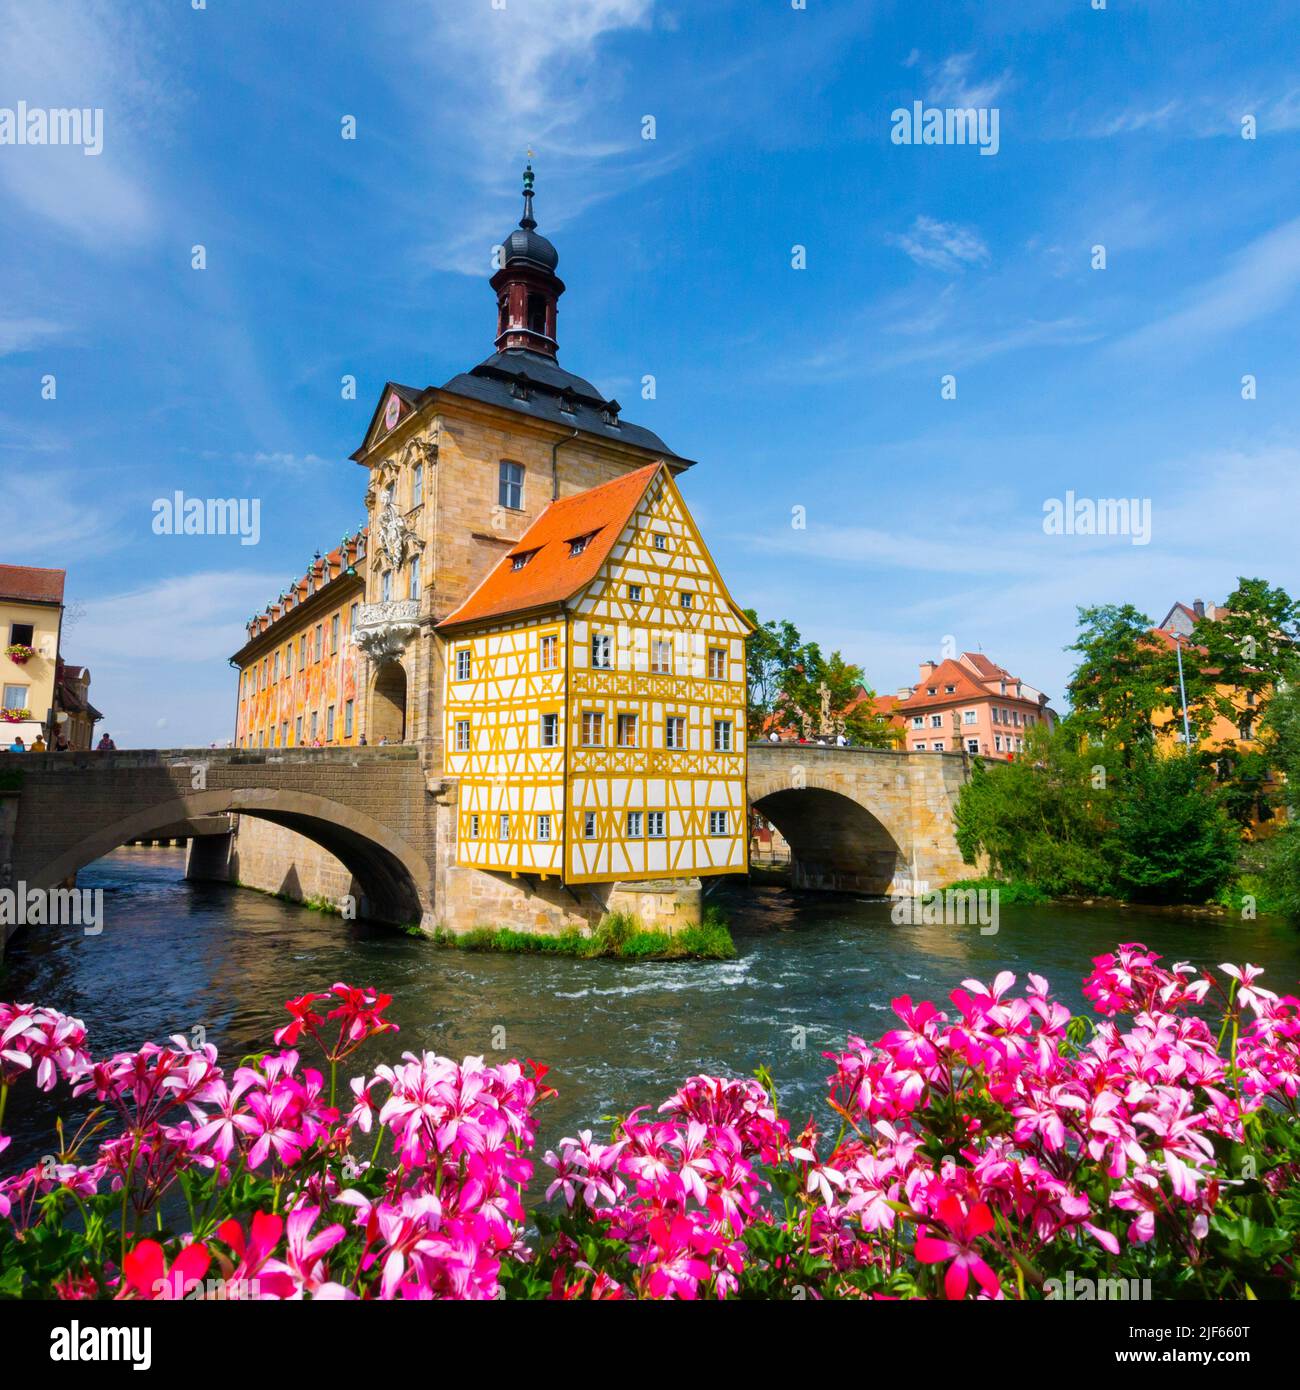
top-left (0, 0), bottom-right (171, 246)
top-left (889, 216), bottom-right (990, 274)
top-left (1116, 215), bottom-right (1300, 354)
top-left (0, 316), bottom-right (64, 355)
top-left (926, 52), bottom-right (1011, 109)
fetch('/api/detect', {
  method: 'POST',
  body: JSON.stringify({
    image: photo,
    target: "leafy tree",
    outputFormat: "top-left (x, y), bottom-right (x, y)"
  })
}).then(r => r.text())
top-left (1066, 604), bottom-right (1177, 764)
top-left (1104, 750), bottom-right (1239, 904)
top-left (954, 720), bottom-right (1114, 896)
top-left (743, 611), bottom-right (804, 740)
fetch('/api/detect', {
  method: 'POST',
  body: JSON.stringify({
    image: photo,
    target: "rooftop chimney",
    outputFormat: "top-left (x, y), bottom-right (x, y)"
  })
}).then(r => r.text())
top-left (1193, 599), bottom-right (1205, 619)
top-left (919, 660), bottom-right (937, 680)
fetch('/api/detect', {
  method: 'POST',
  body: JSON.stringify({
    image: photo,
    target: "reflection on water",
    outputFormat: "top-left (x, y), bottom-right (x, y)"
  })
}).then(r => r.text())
top-left (3, 846), bottom-right (1299, 1169)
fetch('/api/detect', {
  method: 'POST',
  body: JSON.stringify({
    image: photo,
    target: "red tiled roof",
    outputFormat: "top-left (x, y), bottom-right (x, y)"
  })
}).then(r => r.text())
top-left (438, 463), bottom-right (662, 629)
top-left (960, 651), bottom-right (1010, 681)
top-left (896, 658), bottom-right (992, 710)
top-left (0, 564), bottom-right (65, 605)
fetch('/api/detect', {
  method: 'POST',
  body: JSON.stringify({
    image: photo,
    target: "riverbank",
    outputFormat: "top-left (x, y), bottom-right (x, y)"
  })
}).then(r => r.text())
top-left (429, 908), bottom-right (735, 961)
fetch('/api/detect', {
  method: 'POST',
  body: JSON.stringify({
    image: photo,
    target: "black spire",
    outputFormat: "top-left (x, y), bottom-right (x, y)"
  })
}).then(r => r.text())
top-left (520, 159), bottom-right (537, 231)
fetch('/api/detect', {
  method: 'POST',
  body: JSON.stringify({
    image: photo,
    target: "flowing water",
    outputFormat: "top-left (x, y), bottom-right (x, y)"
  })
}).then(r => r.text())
top-left (3, 846), bottom-right (1300, 1169)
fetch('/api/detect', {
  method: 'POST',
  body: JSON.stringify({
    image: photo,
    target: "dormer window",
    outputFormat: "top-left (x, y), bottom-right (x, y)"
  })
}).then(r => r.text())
top-left (945, 684), bottom-right (955, 694)
top-left (568, 533), bottom-right (594, 557)
top-left (926, 687), bottom-right (937, 696)
top-left (511, 551), bottom-right (534, 571)
top-left (559, 392), bottom-right (577, 415)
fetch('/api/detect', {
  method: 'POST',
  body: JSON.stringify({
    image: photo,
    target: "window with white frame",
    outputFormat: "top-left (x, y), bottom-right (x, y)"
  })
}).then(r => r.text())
top-left (583, 811), bottom-right (597, 838)
top-left (455, 719), bottom-right (471, 751)
top-left (929, 714), bottom-right (943, 728)
top-left (647, 811), bottom-right (665, 838)
top-left (408, 555), bottom-right (420, 601)
top-left (617, 713), bottom-right (637, 747)
top-left (651, 640), bottom-right (673, 674)
top-left (581, 711), bottom-right (603, 746)
top-left (679, 591), bottom-right (693, 609)
top-left (708, 647), bottom-right (726, 680)
top-left (412, 463), bottom-right (423, 508)
top-left (713, 719), bottom-right (732, 751)
top-left (455, 649), bottom-right (471, 681)
top-left (469, 814), bottom-right (480, 839)
top-left (911, 715), bottom-right (924, 728)
top-left (708, 811), bottom-right (728, 836)
top-left (498, 813), bottom-right (510, 840)
top-left (536, 814), bottom-right (552, 841)
top-left (499, 461), bottom-right (524, 510)
top-left (540, 633), bottom-right (558, 669)
top-left (591, 633), bottom-right (612, 669)
top-left (626, 811), bottom-right (643, 837)
top-left (540, 712), bottom-right (559, 747)
top-left (665, 716), bottom-right (686, 749)
top-left (963, 709), bottom-right (977, 724)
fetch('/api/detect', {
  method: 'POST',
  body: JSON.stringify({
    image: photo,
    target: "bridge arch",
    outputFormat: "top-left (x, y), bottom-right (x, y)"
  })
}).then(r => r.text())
top-left (30, 786), bottom-right (430, 927)
top-left (751, 783), bottom-right (908, 895)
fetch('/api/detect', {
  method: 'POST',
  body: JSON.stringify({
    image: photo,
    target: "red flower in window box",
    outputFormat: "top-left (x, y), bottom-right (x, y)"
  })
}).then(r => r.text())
top-left (5, 643), bottom-right (35, 664)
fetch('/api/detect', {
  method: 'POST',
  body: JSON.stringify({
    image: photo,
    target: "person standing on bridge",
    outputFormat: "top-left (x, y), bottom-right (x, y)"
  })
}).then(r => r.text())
top-left (97, 732), bottom-right (116, 750)
top-left (7, 735), bottom-right (25, 753)
top-left (31, 734), bottom-right (46, 752)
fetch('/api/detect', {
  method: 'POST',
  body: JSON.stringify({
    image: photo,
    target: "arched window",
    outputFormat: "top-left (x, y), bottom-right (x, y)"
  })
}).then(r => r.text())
top-left (527, 294), bottom-right (547, 335)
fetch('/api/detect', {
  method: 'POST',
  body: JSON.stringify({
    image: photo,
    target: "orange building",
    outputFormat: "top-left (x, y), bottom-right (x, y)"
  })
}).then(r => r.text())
top-left (888, 652), bottom-right (1056, 757)
top-left (232, 533), bottom-right (367, 748)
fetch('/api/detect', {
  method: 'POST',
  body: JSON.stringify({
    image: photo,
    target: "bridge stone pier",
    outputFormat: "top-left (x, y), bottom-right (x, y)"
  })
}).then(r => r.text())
top-left (747, 744), bottom-right (973, 895)
top-left (1, 747), bottom-right (437, 946)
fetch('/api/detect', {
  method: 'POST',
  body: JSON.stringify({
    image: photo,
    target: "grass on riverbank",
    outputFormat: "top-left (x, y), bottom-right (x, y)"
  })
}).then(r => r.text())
top-left (429, 907), bottom-right (735, 961)
top-left (939, 876), bottom-right (1051, 905)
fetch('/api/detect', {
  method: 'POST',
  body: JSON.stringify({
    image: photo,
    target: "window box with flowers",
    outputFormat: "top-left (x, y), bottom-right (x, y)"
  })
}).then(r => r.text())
top-left (1, 707), bottom-right (32, 723)
top-left (5, 644), bottom-right (35, 665)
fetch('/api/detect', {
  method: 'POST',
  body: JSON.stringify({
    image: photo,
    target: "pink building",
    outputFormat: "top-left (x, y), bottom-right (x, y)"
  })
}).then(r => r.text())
top-left (888, 653), bottom-right (1056, 758)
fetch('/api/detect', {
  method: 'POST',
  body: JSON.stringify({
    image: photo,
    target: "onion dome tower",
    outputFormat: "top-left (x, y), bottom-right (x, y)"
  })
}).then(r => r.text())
top-left (491, 161), bottom-right (565, 357)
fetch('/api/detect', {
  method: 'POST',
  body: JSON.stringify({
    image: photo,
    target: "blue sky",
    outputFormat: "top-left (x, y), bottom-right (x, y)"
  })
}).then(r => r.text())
top-left (2, 0), bottom-right (1298, 745)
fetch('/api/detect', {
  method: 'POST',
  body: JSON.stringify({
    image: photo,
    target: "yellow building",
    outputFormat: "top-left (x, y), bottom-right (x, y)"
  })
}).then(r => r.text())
top-left (438, 462), bottom-right (750, 885)
top-left (1, 565), bottom-right (65, 747)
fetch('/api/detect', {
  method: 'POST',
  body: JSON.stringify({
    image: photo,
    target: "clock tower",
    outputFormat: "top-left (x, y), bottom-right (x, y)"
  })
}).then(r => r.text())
top-left (490, 162), bottom-right (565, 357)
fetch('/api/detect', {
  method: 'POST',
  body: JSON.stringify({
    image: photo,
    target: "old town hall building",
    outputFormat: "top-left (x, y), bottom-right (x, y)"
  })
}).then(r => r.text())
top-left (230, 167), bottom-right (750, 929)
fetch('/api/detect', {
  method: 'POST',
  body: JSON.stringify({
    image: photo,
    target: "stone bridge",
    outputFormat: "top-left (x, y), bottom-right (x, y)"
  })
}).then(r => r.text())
top-left (0, 743), bottom-right (974, 948)
top-left (747, 744), bottom-right (972, 894)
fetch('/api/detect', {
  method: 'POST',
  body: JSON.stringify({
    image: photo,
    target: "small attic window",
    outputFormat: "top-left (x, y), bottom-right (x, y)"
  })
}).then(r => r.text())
top-left (568, 534), bottom-right (592, 557)
top-left (945, 684), bottom-right (956, 694)
top-left (511, 551), bottom-right (535, 571)
top-left (559, 393), bottom-right (576, 415)
top-left (926, 687), bottom-right (937, 696)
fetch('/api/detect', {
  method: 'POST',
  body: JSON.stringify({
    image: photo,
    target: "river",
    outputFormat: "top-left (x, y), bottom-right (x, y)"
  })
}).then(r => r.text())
top-left (3, 846), bottom-right (1299, 1169)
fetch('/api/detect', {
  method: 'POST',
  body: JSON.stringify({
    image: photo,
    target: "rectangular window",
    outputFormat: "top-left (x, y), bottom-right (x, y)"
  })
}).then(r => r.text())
top-left (914, 742), bottom-right (926, 751)
top-left (540, 633), bottom-right (558, 670)
top-left (540, 712), bottom-right (559, 747)
top-left (932, 740), bottom-right (944, 751)
top-left (591, 633), bottom-right (612, 669)
top-left (963, 709), bottom-right (977, 725)
top-left (679, 591), bottom-right (693, 609)
top-left (666, 716), bottom-right (686, 749)
top-left (315, 624), bottom-right (323, 661)
top-left (299, 635), bottom-right (306, 667)
top-left (994, 735), bottom-right (1003, 751)
top-left (713, 719), bottom-right (732, 751)
top-left (344, 700), bottom-right (354, 737)
top-left (331, 614), bottom-right (340, 654)
top-left (581, 711), bottom-right (604, 746)
top-left (651, 639), bottom-right (673, 675)
top-left (708, 811), bottom-right (728, 836)
top-left (628, 583), bottom-right (642, 601)
top-left (381, 571), bottom-right (393, 602)
top-left (708, 647), bottom-right (726, 680)
top-left (617, 713), bottom-right (637, 747)
top-left (583, 811), bottom-right (597, 838)
top-left (287, 645), bottom-right (294, 676)
top-left (455, 719), bottom-right (471, 751)
top-left (536, 814), bottom-right (552, 841)
top-left (455, 649), bottom-right (471, 681)
top-left (498, 814), bottom-right (510, 841)
top-left (349, 602), bottom-right (358, 635)
top-left (9, 623), bottom-right (34, 648)
top-left (469, 814), bottom-right (480, 839)
top-left (930, 714), bottom-right (943, 728)
top-left (326, 706), bottom-right (336, 741)
top-left (2, 684), bottom-right (26, 710)
top-left (310, 712), bottom-right (319, 741)
top-left (499, 460), bottom-right (524, 510)
top-left (966, 738), bottom-right (979, 753)
top-left (295, 716), bottom-right (302, 744)
top-left (653, 533), bottom-right (667, 551)
top-left (647, 811), bottom-right (665, 838)
top-left (412, 463), bottom-right (423, 507)
top-left (408, 555), bottom-right (420, 601)
top-left (272, 652), bottom-right (279, 682)
top-left (911, 715), bottom-right (924, 728)
top-left (626, 811), bottom-right (643, 838)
